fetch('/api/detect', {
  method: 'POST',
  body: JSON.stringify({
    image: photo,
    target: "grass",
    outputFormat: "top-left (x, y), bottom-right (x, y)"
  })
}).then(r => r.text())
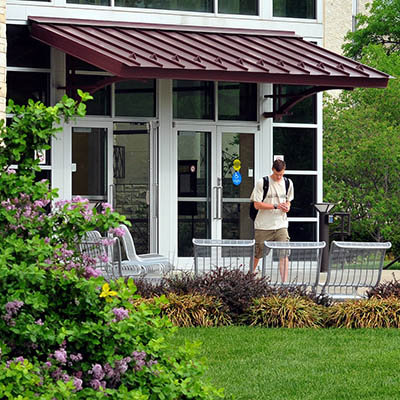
top-left (168, 326), bottom-right (400, 400)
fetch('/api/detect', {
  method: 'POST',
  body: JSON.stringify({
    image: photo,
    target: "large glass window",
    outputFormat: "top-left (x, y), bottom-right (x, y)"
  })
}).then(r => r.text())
top-left (218, 82), bottom-right (257, 121)
top-left (273, 85), bottom-right (316, 123)
top-left (273, 128), bottom-right (316, 170)
top-left (113, 0), bottom-right (212, 11)
top-left (7, 72), bottom-right (50, 106)
top-left (289, 222), bottom-right (316, 241)
top-left (273, 0), bottom-right (316, 19)
top-left (115, 80), bottom-right (156, 117)
top-left (67, 0), bottom-right (110, 5)
top-left (7, 25), bottom-right (50, 68)
top-left (173, 81), bottom-right (214, 120)
top-left (68, 75), bottom-right (111, 116)
top-left (218, 0), bottom-right (258, 15)
top-left (285, 174), bottom-right (316, 218)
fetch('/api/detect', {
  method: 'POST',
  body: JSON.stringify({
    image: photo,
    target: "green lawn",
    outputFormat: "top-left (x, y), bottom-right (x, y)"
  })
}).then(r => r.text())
top-left (168, 327), bottom-right (400, 400)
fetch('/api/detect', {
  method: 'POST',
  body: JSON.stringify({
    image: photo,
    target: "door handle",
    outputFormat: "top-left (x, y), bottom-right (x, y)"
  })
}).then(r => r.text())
top-left (214, 186), bottom-right (223, 220)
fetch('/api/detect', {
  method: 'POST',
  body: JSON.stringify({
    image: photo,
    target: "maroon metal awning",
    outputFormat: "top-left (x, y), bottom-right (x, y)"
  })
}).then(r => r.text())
top-left (29, 16), bottom-right (390, 89)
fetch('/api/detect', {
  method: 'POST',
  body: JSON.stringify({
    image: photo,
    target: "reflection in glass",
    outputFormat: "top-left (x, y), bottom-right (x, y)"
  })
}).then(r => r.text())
top-left (7, 25), bottom-right (50, 68)
top-left (289, 222), bottom-right (316, 241)
top-left (218, 0), bottom-right (258, 15)
top-left (7, 72), bottom-right (50, 106)
top-left (114, 0), bottom-right (213, 11)
top-left (221, 132), bottom-right (254, 240)
top-left (218, 82), bottom-right (257, 121)
top-left (68, 75), bottom-right (111, 116)
top-left (67, 0), bottom-right (110, 5)
top-left (113, 123), bottom-right (150, 254)
top-left (72, 128), bottom-right (107, 199)
top-left (173, 81), bottom-right (214, 120)
top-left (178, 131), bottom-right (211, 256)
top-left (285, 175), bottom-right (316, 217)
top-left (273, 128), bottom-right (316, 170)
top-left (222, 202), bottom-right (253, 240)
top-left (273, 85), bottom-right (316, 123)
top-left (115, 80), bottom-right (156, 117)
top-left (273, 0), bottom-right (316, 19)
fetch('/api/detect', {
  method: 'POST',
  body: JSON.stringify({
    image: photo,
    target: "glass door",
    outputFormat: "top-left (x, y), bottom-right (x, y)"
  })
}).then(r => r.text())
top-left (176, 125), bottom-right (256, 259)
top-left (112, 122), bottom-right (158, 254)
top-left (217, 127), bottom-right (255, 241)
top-left (71, 121), bottom-right (113, 206)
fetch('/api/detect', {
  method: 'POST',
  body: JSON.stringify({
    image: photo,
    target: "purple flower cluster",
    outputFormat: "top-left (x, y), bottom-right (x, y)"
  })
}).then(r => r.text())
top-left (109, 227), bottom-right (125, 238)
top-left (112, 307), bottom-right (129, 322)
top-left (3, 300), bottom-right (24, 326)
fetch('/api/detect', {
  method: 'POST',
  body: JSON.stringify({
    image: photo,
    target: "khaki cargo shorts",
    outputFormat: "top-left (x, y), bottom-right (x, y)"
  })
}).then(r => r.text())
top-left (254, 228), bottom-right (290, 259)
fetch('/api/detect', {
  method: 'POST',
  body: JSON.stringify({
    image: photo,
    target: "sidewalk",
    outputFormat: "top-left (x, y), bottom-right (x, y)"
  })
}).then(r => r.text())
top-left (380, 269), bottom-right (400, 283)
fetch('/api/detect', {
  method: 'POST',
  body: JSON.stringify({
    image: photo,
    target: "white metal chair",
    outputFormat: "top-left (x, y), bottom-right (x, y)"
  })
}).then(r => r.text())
top-left (118, 224), bottom-right (172, 277)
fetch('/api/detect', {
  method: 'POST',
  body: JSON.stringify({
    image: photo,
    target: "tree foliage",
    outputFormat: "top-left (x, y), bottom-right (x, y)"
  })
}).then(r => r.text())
top-left (323, 45), bottom-right (400, 253)
top-left (343, 0), bottom-right (400, 58)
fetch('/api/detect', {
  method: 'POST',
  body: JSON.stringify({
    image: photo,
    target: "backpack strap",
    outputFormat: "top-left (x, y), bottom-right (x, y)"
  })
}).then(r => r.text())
top-left (284, 177), bottom-right (289, 195)
top-left (262, 176), bottom-right (269, 202)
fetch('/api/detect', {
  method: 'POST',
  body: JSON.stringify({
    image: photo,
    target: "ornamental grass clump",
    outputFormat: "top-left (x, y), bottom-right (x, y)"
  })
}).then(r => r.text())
top-left (134, 293), bottom-right (232, 327)
top-left (0, 95), bottom-right (227, 399)
top-left (325, 296), bottom-right (400, 328)
top-left (244, 295), bottom-right (325, 328)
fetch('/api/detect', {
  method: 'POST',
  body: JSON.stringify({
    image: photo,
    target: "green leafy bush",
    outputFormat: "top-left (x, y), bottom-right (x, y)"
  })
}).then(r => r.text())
top-left (244, 295), bottom-right (325, 328)
top-left (0, 95), bottom-right (227, 399)
top-left (325, 296), bottom-right (400, 328)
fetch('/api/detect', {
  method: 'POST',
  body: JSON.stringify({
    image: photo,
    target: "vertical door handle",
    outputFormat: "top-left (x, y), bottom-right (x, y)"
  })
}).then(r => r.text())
top-left (216, 186), bottom-right (223, 220)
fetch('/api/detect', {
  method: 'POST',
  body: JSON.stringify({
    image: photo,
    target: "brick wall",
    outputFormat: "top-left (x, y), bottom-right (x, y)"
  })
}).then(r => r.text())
top-left (0, 0), bottom-right (5, 121)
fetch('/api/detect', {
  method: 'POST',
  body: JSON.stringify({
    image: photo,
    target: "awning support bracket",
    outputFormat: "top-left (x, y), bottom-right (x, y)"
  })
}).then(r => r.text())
top-left (263, 85), bottom-right (354, 120)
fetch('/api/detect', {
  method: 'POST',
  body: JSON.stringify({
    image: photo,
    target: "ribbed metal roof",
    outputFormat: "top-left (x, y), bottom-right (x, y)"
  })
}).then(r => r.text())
top-left (29, 16), bottom-right (390, 88)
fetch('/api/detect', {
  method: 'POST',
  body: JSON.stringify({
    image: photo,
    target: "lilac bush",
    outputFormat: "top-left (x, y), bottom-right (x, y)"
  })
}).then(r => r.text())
top-left (0, 95), bottom-right (227, 399)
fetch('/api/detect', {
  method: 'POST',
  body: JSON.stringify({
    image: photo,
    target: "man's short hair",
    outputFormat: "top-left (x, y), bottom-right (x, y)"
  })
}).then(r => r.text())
top-left (272, 159), bottom-right (286, 172)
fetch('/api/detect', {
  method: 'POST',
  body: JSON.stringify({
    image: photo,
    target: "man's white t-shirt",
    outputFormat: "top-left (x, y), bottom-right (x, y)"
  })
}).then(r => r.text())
top-left (250, 176), bottom-right (294, 231)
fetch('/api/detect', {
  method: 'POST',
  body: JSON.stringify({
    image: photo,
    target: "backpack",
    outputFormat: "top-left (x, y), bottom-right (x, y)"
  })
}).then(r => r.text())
top-left (249, 176), bottom-right (290, 221)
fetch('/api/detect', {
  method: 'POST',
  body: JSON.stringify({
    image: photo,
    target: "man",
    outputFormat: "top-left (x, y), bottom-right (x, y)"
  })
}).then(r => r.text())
top-left (250, 159), bottom-right (294, 281)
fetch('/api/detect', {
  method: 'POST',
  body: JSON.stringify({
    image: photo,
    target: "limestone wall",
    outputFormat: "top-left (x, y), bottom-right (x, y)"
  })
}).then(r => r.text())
top-left (323, 0), bottom-right (370, 54)
top-left (0, 0), bottom-right (5, 121)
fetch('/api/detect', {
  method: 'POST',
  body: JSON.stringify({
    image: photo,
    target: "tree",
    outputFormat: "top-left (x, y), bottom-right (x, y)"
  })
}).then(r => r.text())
top-left (343, 0), bottom-right (400, 58)
top-left (323, 45), bottom-right (400, 253)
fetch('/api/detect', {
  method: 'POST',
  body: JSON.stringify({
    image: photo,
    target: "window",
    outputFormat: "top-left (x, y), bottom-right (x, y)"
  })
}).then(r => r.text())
top-left (218, 82), bottom-right (257, 121)
top-left (285, 175), bottom-right (316, 217)
top-left (273, 0), bottom-right (316, 19)
top-left (218, 0), bottom-right (258, 15)
top-left (67, 0), bottom-right (110, 5)
top-left (173, 81), bottom-right (214, 120)
top-left (273, 85), bottom-right (316, 123)
top-left (273, 128), bottom-right (316, 170)
top-left (114, 0), bottom-right (213, 11)
top-left (7, 25), bottom-right (50, 106)
top-left (7, 25), bottom-right (50, 68)
top-left (289, 221), bottom-right (316, 241)
top-left (115, 80), bottom-right (156, 117)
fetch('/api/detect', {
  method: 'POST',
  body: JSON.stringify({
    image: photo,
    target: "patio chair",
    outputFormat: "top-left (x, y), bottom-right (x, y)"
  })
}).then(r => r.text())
top-left (78, 234), bottom-right (123, 281)
top-left (118, 224), bottom-right (172, 277)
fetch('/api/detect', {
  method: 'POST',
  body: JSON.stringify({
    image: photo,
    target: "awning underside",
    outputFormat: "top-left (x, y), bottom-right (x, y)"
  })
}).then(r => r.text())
top-left (29, 16), bottom-right (390, 89)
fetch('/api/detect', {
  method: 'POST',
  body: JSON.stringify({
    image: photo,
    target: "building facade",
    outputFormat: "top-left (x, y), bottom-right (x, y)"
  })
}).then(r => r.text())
top-left (5, 0), bottom-right (388, 267)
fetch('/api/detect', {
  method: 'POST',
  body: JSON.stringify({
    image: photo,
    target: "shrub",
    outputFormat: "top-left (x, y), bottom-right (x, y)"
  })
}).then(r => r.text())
top-left (325, 296), bottom-right (400, 328)
top-left (134, 293), bottom-right (232, 327)
top-left (0, 95), bottom-right (227, 399)
top-left (244, 295), bottom-right (325, 328)
top-left (367, 275), bottom-right (400, 299)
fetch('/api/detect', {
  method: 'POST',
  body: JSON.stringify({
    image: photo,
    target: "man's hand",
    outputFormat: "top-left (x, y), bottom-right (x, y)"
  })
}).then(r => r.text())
top-left (278, 202), bottom-right (290, 213)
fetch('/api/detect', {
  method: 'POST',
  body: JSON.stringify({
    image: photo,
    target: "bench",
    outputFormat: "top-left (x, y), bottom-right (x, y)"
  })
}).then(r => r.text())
top-left (320, 241), bottom-right (392, 301)
top-left (261, 241), bottom-right (326, 291)
top-left (192, 239), bottom-right (255, 276)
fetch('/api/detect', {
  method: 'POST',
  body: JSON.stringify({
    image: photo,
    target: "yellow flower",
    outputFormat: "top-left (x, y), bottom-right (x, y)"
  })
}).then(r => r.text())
top-left (100, 283), bottom-right (118, 302)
